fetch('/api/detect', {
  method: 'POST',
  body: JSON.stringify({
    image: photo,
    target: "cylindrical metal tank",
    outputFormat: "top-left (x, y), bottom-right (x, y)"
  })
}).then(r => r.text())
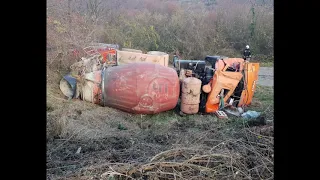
top-left (180, 77), bottom-right (202, 114)
top-left (102, 63), bottom-right (180, 114)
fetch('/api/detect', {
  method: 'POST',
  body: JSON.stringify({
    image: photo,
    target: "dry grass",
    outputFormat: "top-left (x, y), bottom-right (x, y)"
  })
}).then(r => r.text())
top-left (47, 117), bottom-right (273, 179)
top-left (47, 66), bottom-right (273, 179)
top-left (46, 0), bottom-right (274, 176)
top-left (100, 130), bottom-right (273, 180)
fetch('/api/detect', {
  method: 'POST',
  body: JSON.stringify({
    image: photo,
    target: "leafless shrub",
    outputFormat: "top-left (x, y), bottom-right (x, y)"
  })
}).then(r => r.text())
top-left (47, 0), bottom-right (273, 73)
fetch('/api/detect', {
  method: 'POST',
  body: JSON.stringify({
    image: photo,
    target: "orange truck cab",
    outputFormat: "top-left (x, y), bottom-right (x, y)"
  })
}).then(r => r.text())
top-left (204, 60), bottom-right (260, 113)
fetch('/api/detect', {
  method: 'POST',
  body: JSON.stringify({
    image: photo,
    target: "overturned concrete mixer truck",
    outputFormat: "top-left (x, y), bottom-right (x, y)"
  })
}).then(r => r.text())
top-left (59, 43), bottom-right (259, 116)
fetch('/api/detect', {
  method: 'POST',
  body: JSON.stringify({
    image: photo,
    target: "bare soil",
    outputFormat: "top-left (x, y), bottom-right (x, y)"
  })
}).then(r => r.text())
top-left (46, 66), bottom-right (274, 180)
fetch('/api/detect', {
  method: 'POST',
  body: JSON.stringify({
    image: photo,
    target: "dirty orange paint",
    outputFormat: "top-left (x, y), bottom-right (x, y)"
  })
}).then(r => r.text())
top-left (205, 70), bottom-right (243, 113)
top-left (102, 63), bottom-right (180, 114)
top-left (215, 58), bottom-right (245, 72)
top-left (238, 62), bottom-right (260, 107)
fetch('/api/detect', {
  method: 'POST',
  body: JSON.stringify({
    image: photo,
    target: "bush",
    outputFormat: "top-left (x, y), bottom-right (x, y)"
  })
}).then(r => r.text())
top-left (47, 0), bottom-right (274, 72)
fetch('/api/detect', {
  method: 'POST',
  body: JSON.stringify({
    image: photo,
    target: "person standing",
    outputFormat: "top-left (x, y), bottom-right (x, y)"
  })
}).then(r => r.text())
top-left (243, 45), bottom-right (251, 61)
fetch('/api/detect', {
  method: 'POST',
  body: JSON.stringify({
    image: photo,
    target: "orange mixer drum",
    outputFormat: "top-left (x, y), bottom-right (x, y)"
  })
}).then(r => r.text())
top-left (102, 63), bottom-right (180, 114)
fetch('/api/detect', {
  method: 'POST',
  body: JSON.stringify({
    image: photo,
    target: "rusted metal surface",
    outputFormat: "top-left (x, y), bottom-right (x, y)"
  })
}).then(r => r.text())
top-left (83, 43), bottom-right (119, 65)
top-left (83, 43), bottom-right (119, 56)
top-left (102, 63), bottom-right (179, 114)
top-left (81, 71), bottom-right (103, 105)
top-left (69, 55), bottom-right (103, 79)
top-left (180, 77), bottom-right (202, 114)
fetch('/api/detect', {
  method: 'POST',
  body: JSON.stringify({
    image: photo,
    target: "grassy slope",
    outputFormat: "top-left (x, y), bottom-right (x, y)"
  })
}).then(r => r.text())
top-left (47, 80), bottom-right (273, 179)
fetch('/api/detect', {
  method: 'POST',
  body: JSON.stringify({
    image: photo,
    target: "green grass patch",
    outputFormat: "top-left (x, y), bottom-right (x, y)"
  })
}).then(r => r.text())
top-left (260, 61), bottom-right (274, 67)
top-left (142, 110), bottom-right (179, 125)
top-left (252, 85), bottom-right (274, 107)
top-left (226, 85), bottom-right (274, 127)
top-left (143, 85), bottom-right (274, 129)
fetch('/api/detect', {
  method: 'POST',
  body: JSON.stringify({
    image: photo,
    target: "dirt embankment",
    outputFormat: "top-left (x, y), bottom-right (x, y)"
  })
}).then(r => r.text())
top-left (46, 65), bottom-right (274, 180)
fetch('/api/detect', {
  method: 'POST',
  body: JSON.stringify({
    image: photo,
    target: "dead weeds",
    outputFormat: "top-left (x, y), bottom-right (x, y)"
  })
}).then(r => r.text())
top-left (47, 69), bottom-right (273, 180)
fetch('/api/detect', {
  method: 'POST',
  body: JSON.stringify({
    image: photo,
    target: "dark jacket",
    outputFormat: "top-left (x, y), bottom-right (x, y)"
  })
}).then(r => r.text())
top-left (243, 48), bottom-right (251, 59)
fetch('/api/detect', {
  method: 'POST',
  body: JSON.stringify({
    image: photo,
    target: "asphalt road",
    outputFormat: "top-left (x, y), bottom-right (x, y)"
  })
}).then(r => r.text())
top-left (257, 67), bottom-right (273, 87)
